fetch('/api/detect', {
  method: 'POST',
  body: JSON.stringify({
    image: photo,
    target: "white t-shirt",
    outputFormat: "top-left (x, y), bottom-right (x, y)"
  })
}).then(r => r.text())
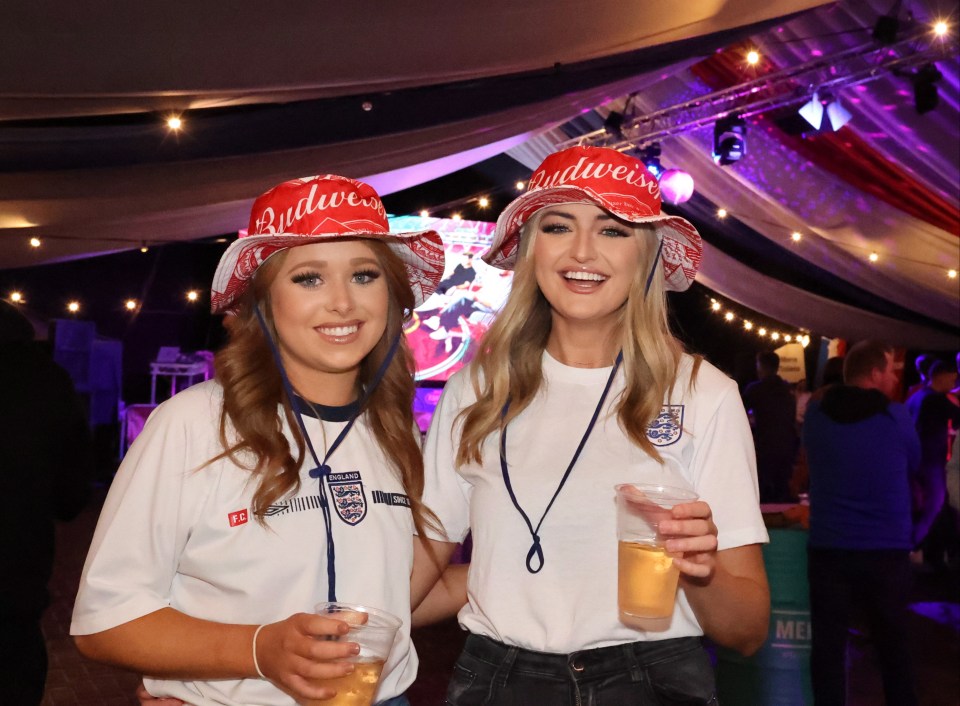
top-left (71, 381), bottom-right (417, 705)
top-left (422, 351), bottom-right (768, 654)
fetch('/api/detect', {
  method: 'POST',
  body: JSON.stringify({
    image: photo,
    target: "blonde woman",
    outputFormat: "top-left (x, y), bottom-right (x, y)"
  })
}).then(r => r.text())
top-left (71, 176), bottom-right (454, 706)
top-left (420, 146), bottom-right (770, 704)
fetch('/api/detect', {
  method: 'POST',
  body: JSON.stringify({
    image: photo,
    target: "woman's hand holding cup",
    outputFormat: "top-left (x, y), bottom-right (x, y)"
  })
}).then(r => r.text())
top-left (253, 612), bottom-right (359, 702)
top-left (659, 500), bottom-right (719, 582)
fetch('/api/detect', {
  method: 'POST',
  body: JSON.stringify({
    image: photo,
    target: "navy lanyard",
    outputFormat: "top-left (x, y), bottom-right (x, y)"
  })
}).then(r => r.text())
top-left (499, 350), bottom-right (623, 573)
top-left (644, 237), bottom-right (665, 296)
top-left (255, 306), bottom-right (399, 601)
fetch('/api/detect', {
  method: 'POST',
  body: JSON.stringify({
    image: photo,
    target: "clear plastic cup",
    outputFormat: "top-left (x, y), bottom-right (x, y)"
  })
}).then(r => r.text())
top-left (305, 602), bottom-right (402, 706)
top-left (615, 483), bottom-right (698, 619)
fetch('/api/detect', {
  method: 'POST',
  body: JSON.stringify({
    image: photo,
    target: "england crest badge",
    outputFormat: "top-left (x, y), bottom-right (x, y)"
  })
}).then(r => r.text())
top-left (328, 472), bottom-right (367, 525)
top-left (646, 405), bottom-right (684, 446)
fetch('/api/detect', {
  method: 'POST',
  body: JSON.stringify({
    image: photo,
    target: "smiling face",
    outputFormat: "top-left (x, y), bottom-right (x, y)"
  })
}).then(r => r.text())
top-left (530, 202), bottom-right (647, 340)
top-left (268, 239), bottom-right (389, 403)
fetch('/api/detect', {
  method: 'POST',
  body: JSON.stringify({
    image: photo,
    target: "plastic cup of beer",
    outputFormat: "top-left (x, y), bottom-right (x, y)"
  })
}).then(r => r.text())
top-left (306, 602), bottom-right (402, 706)
top-left (615, 483), bottom-right (699, 619)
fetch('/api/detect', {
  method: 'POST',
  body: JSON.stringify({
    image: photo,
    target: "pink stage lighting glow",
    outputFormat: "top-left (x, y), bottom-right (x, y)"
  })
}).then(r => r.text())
top-left (658, 169), bottom-right (695, 204)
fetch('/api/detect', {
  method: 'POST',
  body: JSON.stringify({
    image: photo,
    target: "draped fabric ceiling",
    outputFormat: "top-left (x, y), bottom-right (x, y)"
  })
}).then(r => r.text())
top-left (2, 0), bottom-right (958, 348)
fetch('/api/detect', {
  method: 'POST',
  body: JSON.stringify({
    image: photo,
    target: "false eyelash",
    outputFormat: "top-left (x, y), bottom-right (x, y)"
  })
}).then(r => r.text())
top-left (355, 269), bottom-right (382, 280)
top-left (291, 270), bottom-right (321, 283)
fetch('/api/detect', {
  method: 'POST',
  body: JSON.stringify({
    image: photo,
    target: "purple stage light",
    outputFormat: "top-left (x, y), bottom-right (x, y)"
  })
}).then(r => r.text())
top-left (659, 169), bottom-right (695, 204)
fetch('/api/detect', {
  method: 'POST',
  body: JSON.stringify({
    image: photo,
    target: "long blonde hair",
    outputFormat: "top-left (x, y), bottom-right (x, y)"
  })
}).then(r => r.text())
top-left (213, 241), bottom-right (439, 538)
top-left (457, 212), bottom-right (700, 467)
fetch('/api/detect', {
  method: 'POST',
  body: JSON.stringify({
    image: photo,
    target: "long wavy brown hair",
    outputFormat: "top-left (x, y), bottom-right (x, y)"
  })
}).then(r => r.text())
top-left (212, 240), bottom-right (439, 538)
top-left (457, 213), bottom-right (700, 467)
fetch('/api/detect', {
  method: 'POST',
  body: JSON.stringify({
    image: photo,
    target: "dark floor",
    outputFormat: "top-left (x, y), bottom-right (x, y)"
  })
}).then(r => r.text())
top-left (41, 488), bottom-right (959, 706)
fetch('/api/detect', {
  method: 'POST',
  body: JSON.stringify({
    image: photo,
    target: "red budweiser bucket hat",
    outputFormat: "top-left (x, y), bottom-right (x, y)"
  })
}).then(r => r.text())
top-left (211, 175), bottom-right (445, 313)
top-left (484, 146), bottom-right (703, 291)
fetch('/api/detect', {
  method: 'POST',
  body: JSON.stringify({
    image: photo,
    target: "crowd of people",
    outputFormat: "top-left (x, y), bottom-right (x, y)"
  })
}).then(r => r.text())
top-left (14, 144), bottom-right (956, 705)
top-left (740, 344), bottom-right (959, 705)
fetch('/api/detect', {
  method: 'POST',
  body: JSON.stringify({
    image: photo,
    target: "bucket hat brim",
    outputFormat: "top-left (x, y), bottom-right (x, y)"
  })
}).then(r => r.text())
top-left (483, 185), bottom-right (703, 292)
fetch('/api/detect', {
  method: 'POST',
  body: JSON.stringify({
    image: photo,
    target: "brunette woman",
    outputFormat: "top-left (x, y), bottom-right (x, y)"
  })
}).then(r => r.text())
top-left (72, 175), bottom-right (453, 706)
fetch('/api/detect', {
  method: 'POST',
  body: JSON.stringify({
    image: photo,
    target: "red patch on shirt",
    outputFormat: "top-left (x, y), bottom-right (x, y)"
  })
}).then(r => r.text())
top-left (228, 509), bottom-right (249, 527)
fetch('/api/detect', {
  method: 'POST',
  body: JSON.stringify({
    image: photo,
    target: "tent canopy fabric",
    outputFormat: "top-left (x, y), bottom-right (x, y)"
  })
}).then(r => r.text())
top-left (1, 0), bottom-right (957, 349)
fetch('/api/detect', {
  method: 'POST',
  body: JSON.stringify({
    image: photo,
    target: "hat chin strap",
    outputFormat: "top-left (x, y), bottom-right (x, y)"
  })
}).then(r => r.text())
top-left (644, 237), bottom-right (665, 297)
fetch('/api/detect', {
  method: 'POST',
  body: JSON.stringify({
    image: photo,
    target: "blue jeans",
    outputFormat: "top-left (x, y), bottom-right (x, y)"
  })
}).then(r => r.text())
top-left (445, 633), bottom-right (718, 705)
top-left (377, 696), bottom-right (410, 706)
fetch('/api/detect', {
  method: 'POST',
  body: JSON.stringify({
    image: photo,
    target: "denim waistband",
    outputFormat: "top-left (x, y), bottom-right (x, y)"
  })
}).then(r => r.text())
top-left (462, 633), bottom-right (704, 680)
top-left (375, 694), bottom-right (409, 706)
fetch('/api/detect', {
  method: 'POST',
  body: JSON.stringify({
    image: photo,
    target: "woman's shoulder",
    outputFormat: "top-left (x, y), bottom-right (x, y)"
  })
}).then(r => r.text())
top-left (438, 366), bottom-right (480, 407)
top-left (148, 379), bottom-right (224, 428)
top-left (678, 353), bottom-right (736, 397)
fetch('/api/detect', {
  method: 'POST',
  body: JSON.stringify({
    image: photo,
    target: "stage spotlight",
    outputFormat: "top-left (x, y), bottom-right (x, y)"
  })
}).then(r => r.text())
top-left (603, 111), bottom-right (625, 139)
top-left (799, 92), bottom-right (825, 130)
top-left (638, 143), bottom-right (663, 178)
top-left (913, 63), bottom-right (942, 114)
top-left (825, 100), bottom-right (852, 130)
top-left (873, 14), bottom-right (899, 44)
top-left (799, 92), bottom-right (851, 132)
top-left (659, 169), bottom-right (695, 204)
top-left (713, 116), bottom-right (747, 165)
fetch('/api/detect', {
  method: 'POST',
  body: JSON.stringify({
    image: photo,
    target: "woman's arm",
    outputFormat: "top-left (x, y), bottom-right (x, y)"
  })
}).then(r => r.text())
top-left (75, 607), bottom-right (359, 701)
top-left (660, 502), bottom-right (770, 656)
top-left (409, 536), bottom-right (459, 612)
top-left (412, 563), bottom-right (468, 627)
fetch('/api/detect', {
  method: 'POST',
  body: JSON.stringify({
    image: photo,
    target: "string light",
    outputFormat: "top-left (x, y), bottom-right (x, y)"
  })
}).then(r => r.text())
top-left (186, 290), bottom-right (199, 302)
top-left (67, 301), bottom-right (80, 313)
top-left (29, 237), bottom-right (41, 248)
top-left (419, 209), bottom-right (429, 218)
top-left (948, 269), bottom-right (957, 279)
top-left (125, 299), bottom-right (138, 311)
top-left (167, 115), bottom-right (183, 130)
top-left (10, 291), bottom-right (23, 303)
top-left (140, 246), bottom-right (149, 253)
top-left (705, 206), bottom-right (950, 276)
top-left (515, 181), bottom-right (526, 191)
top-left (746, 50), bottom-right (761, 65)
top-left (478, 197), bottom-right (490, 208)
top-left (706, 292), bottom-right (810, 345)
top-left (933, 20), bottom-right (949, 37)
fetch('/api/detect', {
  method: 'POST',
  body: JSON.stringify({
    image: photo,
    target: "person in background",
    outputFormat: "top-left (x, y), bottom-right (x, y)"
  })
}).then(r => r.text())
top-left (0, 300), bottom-right (93, 705)
top-left (71, 175), bottom-right (453, 706)
top-left (803, 340), bottom-right (921, 706)
top-left (819, 355), bottom-right (845, 390)
top-left (743, 351), bottom-right (799, 503)
top-left (947, 433), bottom-right (960, 536)
top-left (419, 145), bottom-right (769, 704)
top-left (906, 353), bottom-right (934, 400)
top-left (907, 358), bottom-right (960, 570)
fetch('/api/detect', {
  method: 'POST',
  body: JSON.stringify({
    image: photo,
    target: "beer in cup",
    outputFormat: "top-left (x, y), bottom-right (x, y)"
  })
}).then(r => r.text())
top-left (306, 602), bottom-right (402, 706)
top-left (615, 483), bottom-right (698, 619)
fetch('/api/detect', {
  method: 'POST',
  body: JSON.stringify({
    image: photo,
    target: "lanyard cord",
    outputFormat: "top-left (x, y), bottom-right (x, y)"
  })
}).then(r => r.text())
top-left (254, 306), bottom-right (399, 601)
top-left (499, 350), bottom-right (623, 573)
top-left (644, 237), bottom-right (665, 296)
